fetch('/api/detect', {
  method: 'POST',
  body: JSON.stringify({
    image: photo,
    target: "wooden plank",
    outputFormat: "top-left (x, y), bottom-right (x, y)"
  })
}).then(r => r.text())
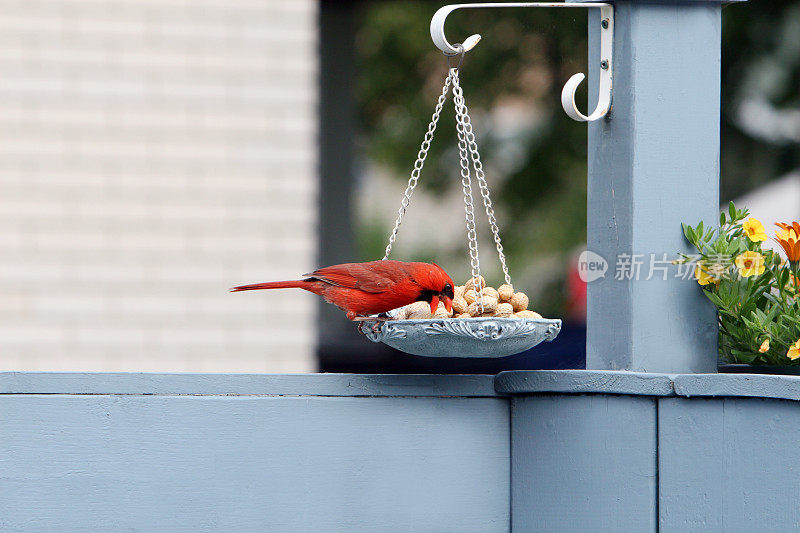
top-left (511, 395), bottom-right (658, 531)
top-left (659, 397), bottom-right (800, 531)
top-left (495, 370), bottom-right (674, 396)
top-left (657, 398), bottom-right (725, 531)
top-left (0, 395), bottom-right (510, 532)
top-left (0, 372), bottom-right (500, 397)
top-left (674, 373), bottom-right (800, 401)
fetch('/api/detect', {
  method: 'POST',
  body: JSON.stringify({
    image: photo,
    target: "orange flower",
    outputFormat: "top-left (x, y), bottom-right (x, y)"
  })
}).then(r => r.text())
top-left (775, 222), bottom-right (800, 264)
top-left (789, 273), bottom-right (799, 293)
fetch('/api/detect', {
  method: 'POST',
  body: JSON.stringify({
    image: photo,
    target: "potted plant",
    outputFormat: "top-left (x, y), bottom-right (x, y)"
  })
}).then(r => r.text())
top-left (679, 203), bottom-right (800, 373)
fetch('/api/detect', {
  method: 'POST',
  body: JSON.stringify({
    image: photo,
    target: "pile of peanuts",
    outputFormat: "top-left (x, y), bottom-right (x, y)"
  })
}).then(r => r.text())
top-left (394, 276), bottom-right (542, 320)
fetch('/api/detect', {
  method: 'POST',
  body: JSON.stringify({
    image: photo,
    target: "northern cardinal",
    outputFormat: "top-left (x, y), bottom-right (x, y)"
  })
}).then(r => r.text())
top-left (231, 260), bottom-right (455, 320)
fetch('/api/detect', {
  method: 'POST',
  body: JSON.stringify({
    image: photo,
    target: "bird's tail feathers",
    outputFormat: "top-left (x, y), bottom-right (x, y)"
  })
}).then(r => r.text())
top-left (230, 280), bottom-right (312, 292)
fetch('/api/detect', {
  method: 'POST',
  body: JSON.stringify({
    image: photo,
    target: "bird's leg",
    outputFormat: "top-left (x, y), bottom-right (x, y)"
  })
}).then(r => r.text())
top-left (370, 313), bottom-right (392, 333)
top-left (348, 312), bottom-right (369, 336)
top-left (350, 314), bottom-right (390, 335)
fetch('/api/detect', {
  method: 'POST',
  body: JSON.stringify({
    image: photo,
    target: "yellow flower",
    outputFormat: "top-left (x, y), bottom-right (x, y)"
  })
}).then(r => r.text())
top-left (759, 338), bottom-right (770, 353)
top-left (695, 263), bottom-right (716, 286)
top-left (735, 251), bottom-right (766, 277)
top-left (743, 217), bottom-right (768, 242)
top-left (788, 339), bottom-right (800, 361)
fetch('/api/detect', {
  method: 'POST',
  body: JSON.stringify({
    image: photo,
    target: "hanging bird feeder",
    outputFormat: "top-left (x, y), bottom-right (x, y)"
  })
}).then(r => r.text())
top-left (356, 8), bottom-right (602, 356)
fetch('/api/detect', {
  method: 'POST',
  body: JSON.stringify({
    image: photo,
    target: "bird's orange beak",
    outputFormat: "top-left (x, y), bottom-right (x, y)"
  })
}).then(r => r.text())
top-left (430, 295), bottom-right (439, 315)
top-left (442, 295), bottom-right (453, 313)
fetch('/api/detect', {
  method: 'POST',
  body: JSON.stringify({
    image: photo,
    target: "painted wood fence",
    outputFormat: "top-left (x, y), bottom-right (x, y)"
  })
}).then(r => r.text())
top-left (3, 370), bottom-right (800, 532)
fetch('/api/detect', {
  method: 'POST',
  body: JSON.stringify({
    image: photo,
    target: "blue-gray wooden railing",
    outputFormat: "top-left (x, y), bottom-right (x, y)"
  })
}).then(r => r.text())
top-left (4, 370), bottom-right (800, 532)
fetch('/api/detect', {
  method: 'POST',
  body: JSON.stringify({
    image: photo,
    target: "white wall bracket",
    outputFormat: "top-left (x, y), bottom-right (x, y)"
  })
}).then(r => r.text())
top-left (430, 2), bottom-right (613, 122)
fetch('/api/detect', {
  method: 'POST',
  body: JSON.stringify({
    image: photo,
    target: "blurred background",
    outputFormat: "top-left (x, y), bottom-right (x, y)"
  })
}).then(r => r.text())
top-left (1, 0), bottom-right (798, 373)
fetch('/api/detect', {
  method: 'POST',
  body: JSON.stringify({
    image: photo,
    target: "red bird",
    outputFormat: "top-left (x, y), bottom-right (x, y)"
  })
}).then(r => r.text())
top-left (231, 260), bottom-right (455, 320)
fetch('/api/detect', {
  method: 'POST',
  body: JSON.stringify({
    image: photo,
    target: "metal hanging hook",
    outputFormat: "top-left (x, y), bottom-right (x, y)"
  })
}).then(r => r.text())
top-left (446, 44), bottom-right (466, 70)
top-left (430, 2), bottom-right (614, 122)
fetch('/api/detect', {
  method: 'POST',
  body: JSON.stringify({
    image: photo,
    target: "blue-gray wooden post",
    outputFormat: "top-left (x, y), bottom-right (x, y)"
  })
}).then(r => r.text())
top-left (585, 0), bottom-right (728, 373)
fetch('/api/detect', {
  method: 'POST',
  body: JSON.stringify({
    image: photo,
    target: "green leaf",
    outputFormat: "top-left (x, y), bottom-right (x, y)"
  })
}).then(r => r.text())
top-left (705, 291), bottom-right (725, 308)
top-left (766, 304), bottom-right (781, 322)
top-left (682, 223), bottom-right (694, 244)
top-left (729, 201), bottom-right (736, 220)
top-left (731, 349), bottom-right (758, 364)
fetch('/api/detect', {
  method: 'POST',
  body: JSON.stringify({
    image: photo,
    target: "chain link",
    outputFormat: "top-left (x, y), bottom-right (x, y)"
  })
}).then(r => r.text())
top-left (450, 73), bottom-right (513, 287)
top-left (382, 74), bottom-right (453, 260)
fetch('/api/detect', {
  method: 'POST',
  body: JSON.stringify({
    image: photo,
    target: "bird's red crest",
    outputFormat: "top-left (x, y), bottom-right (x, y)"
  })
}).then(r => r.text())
top-left (429, 263), bottom-right (454, 288)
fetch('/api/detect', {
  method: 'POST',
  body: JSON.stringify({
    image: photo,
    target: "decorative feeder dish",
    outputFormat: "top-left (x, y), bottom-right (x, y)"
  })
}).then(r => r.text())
top-left (370, 37), bottom-right (562, 358)
top-left (359, 317), bottom-right (561, 358)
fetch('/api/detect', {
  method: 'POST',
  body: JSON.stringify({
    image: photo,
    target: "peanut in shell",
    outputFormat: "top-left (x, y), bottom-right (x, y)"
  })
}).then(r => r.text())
top-left (510, 292), bottom-right (529, 312)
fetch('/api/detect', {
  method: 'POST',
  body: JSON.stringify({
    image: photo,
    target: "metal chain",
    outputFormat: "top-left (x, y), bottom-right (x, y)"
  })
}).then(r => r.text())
top-left (382, 73), bottom-right (453, 260)
top-left (382, 60), bottom-right (512, 313)
top-left (451, 73), bottom-right (513, 287)
top-left (451, 67), bottom-right (484, 311)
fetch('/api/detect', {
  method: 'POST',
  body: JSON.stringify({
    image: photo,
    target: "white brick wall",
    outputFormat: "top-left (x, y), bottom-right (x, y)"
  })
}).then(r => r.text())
top-left (0, 0), bottom-right (318, 372)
